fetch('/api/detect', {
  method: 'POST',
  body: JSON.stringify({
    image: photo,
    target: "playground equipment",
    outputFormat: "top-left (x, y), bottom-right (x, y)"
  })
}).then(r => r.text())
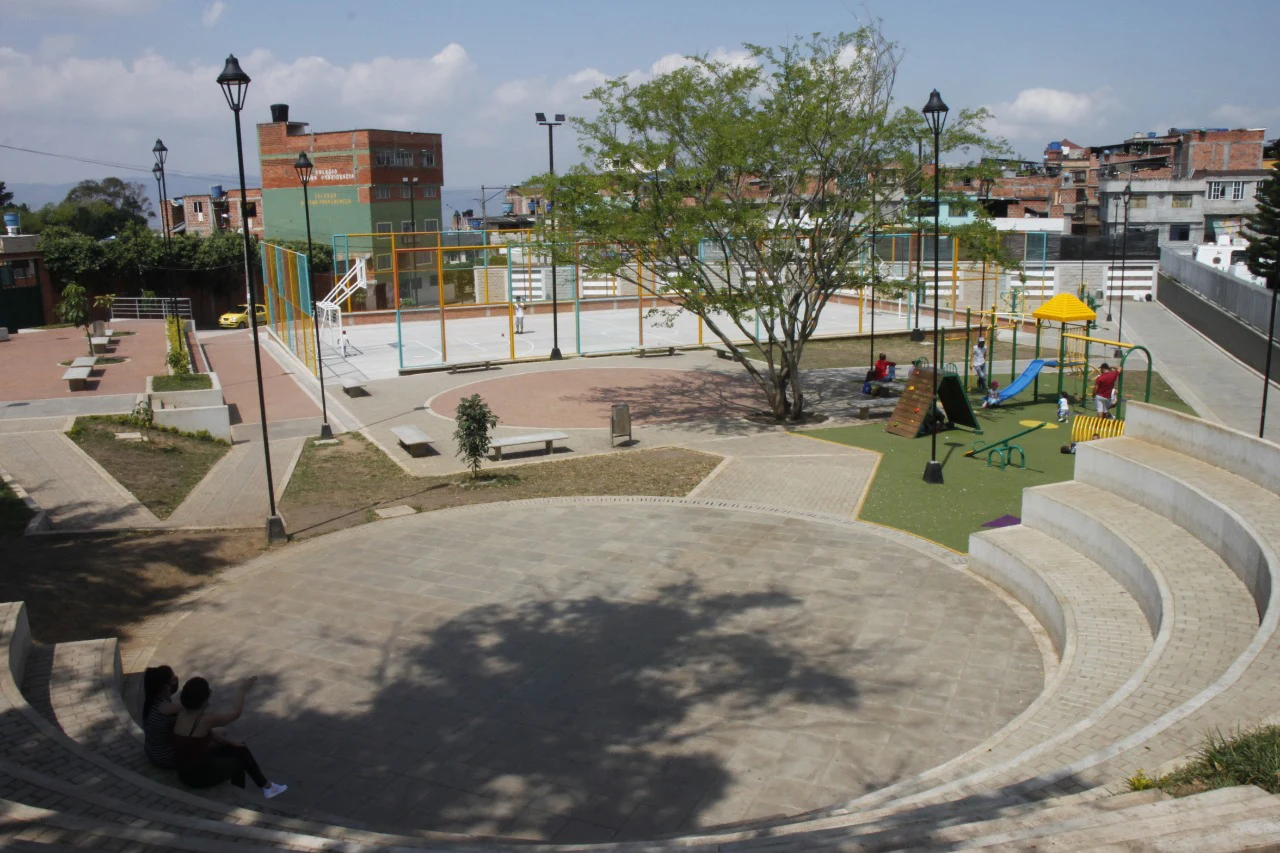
top-left (1070, 414), bottom-right (1126, 443)
top-left (995, 359), bottom-right (1059, 403)
top-left (1061, 333), bottom-right (1152, 418)
top-left (886, 368), bottom-right (982, 438)
top-left (965, 422), bottom-right (1046, 470)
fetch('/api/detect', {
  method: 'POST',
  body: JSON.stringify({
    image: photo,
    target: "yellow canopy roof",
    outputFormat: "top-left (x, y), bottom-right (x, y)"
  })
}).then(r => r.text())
top-left (1033, 293), bottom-right (1097, 324)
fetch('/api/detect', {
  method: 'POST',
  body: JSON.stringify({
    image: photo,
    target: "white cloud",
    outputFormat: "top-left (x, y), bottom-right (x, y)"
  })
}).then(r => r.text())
top-left (646, 47), bottom-right (755, 79)
top-left (1211, 104), bottom-right (1278, 130)
top-left (201, 1), bottom-right (226, 27)
top-left (984, 86), bottom-right (1118, 142)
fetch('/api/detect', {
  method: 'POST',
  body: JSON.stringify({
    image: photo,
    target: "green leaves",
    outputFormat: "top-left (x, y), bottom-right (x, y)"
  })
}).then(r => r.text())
top-left (1245, 163), bottom-right (1280, 289)
top-left (453, 394), bottom-right (499, 478)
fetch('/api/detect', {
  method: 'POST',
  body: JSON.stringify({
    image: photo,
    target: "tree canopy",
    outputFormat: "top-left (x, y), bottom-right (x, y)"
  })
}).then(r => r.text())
top-left (0, 181), bottom-right (12, 208)
top-left (536, 28), bottom-right (1006, 421)
top-left (1246, 163), bottom-right (1280, 289)
top-left (2, 177), bottom-right (153, 240)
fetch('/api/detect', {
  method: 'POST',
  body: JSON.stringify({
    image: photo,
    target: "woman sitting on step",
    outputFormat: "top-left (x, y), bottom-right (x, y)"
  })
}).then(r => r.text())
top-left (142, 665), bottom-right (180, 768)
top-left (171, 675), bottom-right (287, 799)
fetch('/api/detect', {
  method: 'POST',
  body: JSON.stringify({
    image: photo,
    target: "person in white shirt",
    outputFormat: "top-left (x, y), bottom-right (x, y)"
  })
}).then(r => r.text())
top-left (972, 338), bottom-right (987, 391)
top-left (1057, 393), bottom-right (1070, 423)
top-left (514, 300), bottom-right (525, 334)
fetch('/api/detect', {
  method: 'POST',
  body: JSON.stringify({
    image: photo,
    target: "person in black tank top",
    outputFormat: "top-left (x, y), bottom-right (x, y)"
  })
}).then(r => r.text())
top-left (141, 665), bottom-right (180, 768)
top-left (171, 676), bottom-right (287, 799)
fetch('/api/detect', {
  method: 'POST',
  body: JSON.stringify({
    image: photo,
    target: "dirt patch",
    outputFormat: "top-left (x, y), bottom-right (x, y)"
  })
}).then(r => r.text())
top-left (69, 417), bottom-right (230, 518)
top-left (281, 433), bottom-right (722, 540)
top-left (0, 530), bottom-right (268, 651)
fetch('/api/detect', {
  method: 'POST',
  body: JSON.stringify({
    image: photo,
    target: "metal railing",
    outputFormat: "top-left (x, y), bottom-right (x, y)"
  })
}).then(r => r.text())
top-left (1160, 249), bottom-right (1274, 334)
top-left (110, 297), bottom-right (192, 321)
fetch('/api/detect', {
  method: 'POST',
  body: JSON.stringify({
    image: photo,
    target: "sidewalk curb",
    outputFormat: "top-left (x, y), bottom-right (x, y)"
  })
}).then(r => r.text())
top-left (0, 466), bottom-right (50, 535)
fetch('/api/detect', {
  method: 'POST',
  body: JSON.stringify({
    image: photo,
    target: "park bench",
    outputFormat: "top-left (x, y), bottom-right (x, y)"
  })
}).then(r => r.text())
top-left (390, 425), bottom-right (433, 458)
top-left (633, 346), bottom-right (677, 358)
top-left (70, 356), bottom-right (98, 369)
top-left (340, 376), bottom-right (368, 397)
top-left (62, 366), bottom-right (92, 391)
top-left (90, 337), bottom-right (112, 355)
top-left (489, 431), bottom-right (569, 461)
top-left (447, 360), bottom-right (493, 374)
top-left (709, 346), bottom-right (735, 360)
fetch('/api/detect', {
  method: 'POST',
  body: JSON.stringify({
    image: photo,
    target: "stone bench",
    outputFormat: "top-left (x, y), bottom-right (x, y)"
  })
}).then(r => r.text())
top-left (339, 376), bottom-right (367, 397)
top-left (89, 336), bottom-right (112, 355)
top-left (447, 360), bottom-right (493, 374)
top-left (489, 431), bottom-right (568, 461)
top-left (70, 356), bottom-right (98, 369)
top-left (390, 424), bottom-right (433, 457)
top-left (62, 366), bottom-right (92, 391)
top-left (633, 346), bottom-right (676, 358)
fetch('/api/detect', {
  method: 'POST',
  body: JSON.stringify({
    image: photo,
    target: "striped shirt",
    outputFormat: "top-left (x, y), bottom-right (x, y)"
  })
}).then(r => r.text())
top-left (144, 703), bottom-right (177, 768)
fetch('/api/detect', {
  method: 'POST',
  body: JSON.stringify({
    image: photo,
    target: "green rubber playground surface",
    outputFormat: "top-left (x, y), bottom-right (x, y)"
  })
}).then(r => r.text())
top-left (804, 397), bottom-right (1082, 553)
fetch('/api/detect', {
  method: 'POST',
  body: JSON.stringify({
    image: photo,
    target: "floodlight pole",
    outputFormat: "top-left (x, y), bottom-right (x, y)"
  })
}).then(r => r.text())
top-left (922, 90), bottom-right (948, 485)
top-left (536, 112), bottom-right (564, 359)
top-left (219, 54), bottom-right (284, 542)
top-left (296, 152), bottom-right (332, 439)
top-left (1262, 278), bottom-right (1278, 438)
top-left (1115, 183), bottom-right (1132, 358)
top-left (911, 137), bottom-right (925, 341)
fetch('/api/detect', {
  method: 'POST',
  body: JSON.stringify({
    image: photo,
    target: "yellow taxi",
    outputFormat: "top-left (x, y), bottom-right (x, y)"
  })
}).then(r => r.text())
top-left (218, 304), bottom-right (268, 329)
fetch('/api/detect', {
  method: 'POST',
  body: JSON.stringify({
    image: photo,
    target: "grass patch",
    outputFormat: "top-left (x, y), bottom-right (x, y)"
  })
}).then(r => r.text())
top-left (29, 322), bottom-right (77, 330)
top-left (804, 398), bottom-right (1080, 552)
top-left (0, 478), bottom-right (35, 535)
top-left (281, 432), bottom-right (722, 539)
top-left (58, 356), bottom-right (127, 366)
top-left (1127, 726), bottom-right (1280, 797)
top-left (152, 373), bottom-right (213, 392)
top-left (68, 416), bottom-right (230, 519)
top-left (741, 334), bottom-right (1042, 371)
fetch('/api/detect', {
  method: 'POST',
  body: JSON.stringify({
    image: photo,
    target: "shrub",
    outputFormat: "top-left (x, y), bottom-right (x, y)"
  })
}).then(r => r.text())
top-left (453, 394), bottom-right (498, 478)
top-left (165, 315), bottom-right (191, 375)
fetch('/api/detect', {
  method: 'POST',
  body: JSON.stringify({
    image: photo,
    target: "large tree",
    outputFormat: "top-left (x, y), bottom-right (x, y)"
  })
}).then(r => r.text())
top-left (539, 28), bottom-right (1004, 421)
top-left (0, 181), bottom-right (12, 207)
top-left (1246, 163), bottom-right (1280, 289)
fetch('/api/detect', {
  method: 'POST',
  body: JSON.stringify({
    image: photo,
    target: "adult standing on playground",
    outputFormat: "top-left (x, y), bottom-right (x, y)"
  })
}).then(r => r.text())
top-left (1093, 363), bottom-right (1122, 418)
top-left (972, 337), bottom-right (988, 391)
top-left (515, 299), bottom-right (526, 335)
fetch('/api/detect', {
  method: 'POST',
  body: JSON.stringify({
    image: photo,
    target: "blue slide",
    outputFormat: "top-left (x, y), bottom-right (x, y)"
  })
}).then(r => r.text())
top-left (996, 359), bottom-right (1059, 403)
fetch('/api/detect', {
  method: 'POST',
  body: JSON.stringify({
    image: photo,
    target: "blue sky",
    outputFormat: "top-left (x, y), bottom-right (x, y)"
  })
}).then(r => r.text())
top-left (1, 0), bottom-right (1277, 214)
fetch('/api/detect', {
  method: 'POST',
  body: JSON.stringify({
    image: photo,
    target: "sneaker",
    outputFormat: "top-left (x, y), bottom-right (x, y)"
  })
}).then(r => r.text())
top-left (262, 782), bottom-right (288, 799)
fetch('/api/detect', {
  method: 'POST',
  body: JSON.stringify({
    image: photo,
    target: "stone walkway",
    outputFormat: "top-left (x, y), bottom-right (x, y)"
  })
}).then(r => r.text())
top-left (143, 498), bottom-right (1044, 842)
top-left (163, 437), bottom-right (304, 529)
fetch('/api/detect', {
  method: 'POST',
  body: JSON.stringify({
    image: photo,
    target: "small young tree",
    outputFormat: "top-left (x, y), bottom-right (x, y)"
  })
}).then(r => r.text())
top-left (55, 282), bottom-right (92, 355)
top-left (1245, 162), bottom-right (1280, 436)
top-left (453, 394), bottom-right (498, 478)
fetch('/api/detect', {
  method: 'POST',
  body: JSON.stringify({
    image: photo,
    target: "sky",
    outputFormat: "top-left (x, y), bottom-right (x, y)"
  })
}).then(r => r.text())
top-left (1, 0), bottom-right (1277, 217)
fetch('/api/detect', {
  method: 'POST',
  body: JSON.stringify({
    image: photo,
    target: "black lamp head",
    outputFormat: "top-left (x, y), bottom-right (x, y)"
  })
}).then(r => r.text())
top-left (293, 151), bottom-right (313, 184)
top-left (1122, 182), bottom-right (1133, 201)
top-left (152, 139), bottom-right (167, 167)
top-left (554, 113), bottom-right (566, 123)
top-left (151, 163), bottom-right (162, 179)
top-left (216, 54), bottom-right (251, 112)
top-left (535, 112), bottom-right (547, 124)
top-left (922, 89), bottom-right (949, 136)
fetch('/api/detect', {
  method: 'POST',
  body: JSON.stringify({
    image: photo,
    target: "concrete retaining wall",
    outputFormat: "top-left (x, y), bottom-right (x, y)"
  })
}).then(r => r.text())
top-left (1160, 249), bottom-right (1275, 334)
top-left (1126, 402), bottom-right (1280, 492)
top-left (1157, 273), bottom-right (1280, 377)
top-left (146, 372), bottom-right (224, 409)
top-left (152, 405), bottom-right (232, 441)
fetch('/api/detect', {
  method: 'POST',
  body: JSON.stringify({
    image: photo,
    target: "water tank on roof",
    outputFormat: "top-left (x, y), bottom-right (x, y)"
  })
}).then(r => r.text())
top-left (1048, 142), bottom-right (1062, 150)
top-left (210, 185), bottom-right (225, 199)
top-left (270, 104), bottom-right (290, 123)
top-left (1148, 132), bottom-right (1157, 138)
top-left (502, 202), bottom-right (514, 215)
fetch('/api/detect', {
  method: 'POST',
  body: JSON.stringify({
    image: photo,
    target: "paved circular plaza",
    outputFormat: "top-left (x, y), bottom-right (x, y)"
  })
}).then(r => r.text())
top-left (148, 499), bottom-right (1043, 843)
top-left (429, 367), bottom-right (766, 428)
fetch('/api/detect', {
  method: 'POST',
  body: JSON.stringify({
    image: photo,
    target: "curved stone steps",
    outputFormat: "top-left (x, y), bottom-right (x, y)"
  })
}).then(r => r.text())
top-left (786, 526), bottom-right (1154, 822)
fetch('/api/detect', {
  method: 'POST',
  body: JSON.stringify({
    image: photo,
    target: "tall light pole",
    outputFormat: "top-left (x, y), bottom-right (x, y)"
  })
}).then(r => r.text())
top-left (402, 176), bottom-right (418, 240)
top-left (152, 139), bottom-right (170, 247)
top-left (869, 171), bottom-right (877, 368)
top-left (295, 151), bottom-right (332, 440)
top-left (1116, 182), bottom-right (1132, 358)
top-left (1106, 187), bottom-right (1117, 323)
top-left (536, 112), bottom-right (565, 360)
top-left (218, 54), bottom-right (284, 542)
top-left (1261, 274), bottom-right (1277, 438)
top-left (911, 137), bottom-right (925, 341)
top-left (922, 89), bottom-right (948, 485)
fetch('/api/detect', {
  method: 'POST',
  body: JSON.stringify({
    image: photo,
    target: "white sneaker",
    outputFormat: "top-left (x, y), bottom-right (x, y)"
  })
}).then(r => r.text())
top-left (262, 782), bottom-right (288, 799)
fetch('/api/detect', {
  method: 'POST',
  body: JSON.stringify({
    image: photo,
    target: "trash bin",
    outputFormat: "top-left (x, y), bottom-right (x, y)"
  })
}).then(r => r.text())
top-left (611, 403), bottom-right (632, 447)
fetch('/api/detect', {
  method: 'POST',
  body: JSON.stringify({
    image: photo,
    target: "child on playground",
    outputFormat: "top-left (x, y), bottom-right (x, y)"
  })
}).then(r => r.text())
top-left (1058, 393), bottom-right (1070, 423)
top-left (982, 380), bottom-right (1001, 409)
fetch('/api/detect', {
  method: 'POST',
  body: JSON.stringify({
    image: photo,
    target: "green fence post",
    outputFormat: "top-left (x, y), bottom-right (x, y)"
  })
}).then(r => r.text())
top-left (964, 307), bottom-right (972, 391)
top-left (1033, 320), bottom-right (1041, 401)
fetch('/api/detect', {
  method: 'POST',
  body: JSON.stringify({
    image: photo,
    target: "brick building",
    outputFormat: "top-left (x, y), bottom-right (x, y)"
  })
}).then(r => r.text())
top-left (179, 187), bottom-right (263, 240)
top-left (256, 104), bottom-right (444, 246)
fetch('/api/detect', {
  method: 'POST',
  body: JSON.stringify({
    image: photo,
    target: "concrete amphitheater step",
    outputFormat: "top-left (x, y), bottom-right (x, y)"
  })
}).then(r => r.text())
top-left (787, 526), bottom-right (1154, 822)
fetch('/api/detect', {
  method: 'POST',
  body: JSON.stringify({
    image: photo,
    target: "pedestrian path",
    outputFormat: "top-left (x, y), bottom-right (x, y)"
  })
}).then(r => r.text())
top-left (1110, 302), bottom-right (1280, 440)
top-left (163, 436), bottom-right (304, 529)
top-left (0, 431), bottom-right (159, 530)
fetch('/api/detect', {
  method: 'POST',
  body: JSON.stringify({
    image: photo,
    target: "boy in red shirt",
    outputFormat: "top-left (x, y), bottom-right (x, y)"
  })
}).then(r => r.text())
top-left (1093, 363), bottom-right (1122, 418)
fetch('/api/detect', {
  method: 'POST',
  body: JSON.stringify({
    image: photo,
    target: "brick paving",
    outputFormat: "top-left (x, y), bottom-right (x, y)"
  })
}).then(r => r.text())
top-left (0, 321), bottom-right (166, 402)
top-left (143, 499), bottom-right (1043, 841)
top-left (201, 330), bottom-right (319, 427)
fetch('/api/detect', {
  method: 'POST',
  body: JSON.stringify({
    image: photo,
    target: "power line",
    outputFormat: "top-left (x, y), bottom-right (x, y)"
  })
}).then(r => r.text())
top-left (0, 143), bottom-right (259, 184)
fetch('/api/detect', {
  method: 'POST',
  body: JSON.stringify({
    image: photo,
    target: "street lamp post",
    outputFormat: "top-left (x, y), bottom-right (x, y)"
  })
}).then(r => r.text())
top-left (1106, 188), bottom-right (1117, 323)
top-left (1116, 182), bottom-right (1132, 358)
top-left (152, 139), bottom-right (170, 247)
top-left (402, 176), bottom-right (418, 240)
top-left (911, 137), bottom-right (925, 342)
top-left (295, 151), bottom-right (332, 440)
top-left (535, 112), bottom-right (565, 360)
top-left (922, 89), bottom-right (948, 485)
top-left (217, 54), bottom-right (285, 542)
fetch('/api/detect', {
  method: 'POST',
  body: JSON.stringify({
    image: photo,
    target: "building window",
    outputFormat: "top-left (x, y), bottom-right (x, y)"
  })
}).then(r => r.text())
top-left (421, 150), bottom-right (436, 167)
top-left (192, 201), bottom-right (204, 214)
top-left (375, 186), bottom-right (391, 200)
top-left (246, 202), bottom-right (258, 218)
top-left (394, 150), bottom-right (413, 168)
top-left (1129, 195), bottom-right (1147, 209)
top-left (1169, 224), bottom-right (1192, 241)
top-left (1172, 194), bottom-right (1193, 209)
top-left (375, 222), bottom-right (392, 234)
top-left (1233, 182), bottom-right (1247, 200)
top-left (401, 220), bottom-right (414, 233)
top-left (375, 149), bottom-right (393, 167)
top-left (422, 218), bottom-right (439, 232)
top-left (400, 185), bottom-right (412, 199)
top-left (1208, 180), bottom-right (1245, 201)
top-left (423, 186), bottom-right (439, 199)
top-left (375, 253), bottom-right (391, 271)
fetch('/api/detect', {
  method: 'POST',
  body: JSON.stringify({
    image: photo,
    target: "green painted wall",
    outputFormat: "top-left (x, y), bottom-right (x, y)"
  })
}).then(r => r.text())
top-left (368, 200), bottom-right (444, 233)
top-left (262, 187), bottom-right (369, 244)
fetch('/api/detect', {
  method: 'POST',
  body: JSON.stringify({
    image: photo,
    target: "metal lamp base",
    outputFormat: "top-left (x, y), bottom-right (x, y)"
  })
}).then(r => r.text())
top-left (265, 514), bottom-right (287, 543)
top-left (909, 328), bottom-right (925, 343)
top-left (318, 422), bottom-right (333, 440)
top-left (922, 460), bottom-right (944, 484)
top-left (550, 347), bottom-right (563, 360)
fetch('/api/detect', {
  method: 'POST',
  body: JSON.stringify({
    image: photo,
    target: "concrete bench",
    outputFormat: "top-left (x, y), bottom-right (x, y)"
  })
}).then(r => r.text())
top-left (390, 425), bottom-right (433, 457)
top-left (490, 431), bottom-right (569, 461)
top-left (90, 337), bottom-right (111, 355)
top-left (709, 346), bottom-right (735, 360)
top-left (633, 346), bottom-right (676, 358)
top-left (447, 360), bottom-right (493, 374)
top-left (62, 366), bottom-right (92, 391)
top-left (70, 356), bottom-right (98, 369)
top-left (340, 376), bottom-right (367, 397)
